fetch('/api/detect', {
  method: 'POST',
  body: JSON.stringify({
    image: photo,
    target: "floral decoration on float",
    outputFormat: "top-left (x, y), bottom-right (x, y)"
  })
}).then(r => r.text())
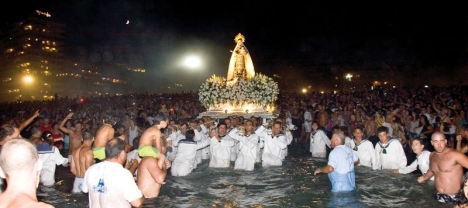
top-left (198, 73), bottom-right (279, 114)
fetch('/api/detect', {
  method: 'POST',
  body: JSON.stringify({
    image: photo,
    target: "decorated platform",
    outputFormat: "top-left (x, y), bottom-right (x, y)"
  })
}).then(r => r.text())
top-left (197, 33), bottom-right (279, 123)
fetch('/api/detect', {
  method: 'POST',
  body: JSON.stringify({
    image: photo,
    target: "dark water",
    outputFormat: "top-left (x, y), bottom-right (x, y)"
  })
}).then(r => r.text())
top-left (37, 144), bottom-right (451, 208)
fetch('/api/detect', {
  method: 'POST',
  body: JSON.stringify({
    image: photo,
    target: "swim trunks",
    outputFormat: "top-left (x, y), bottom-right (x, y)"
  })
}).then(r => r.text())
top-left (72, 177), bottom-right (84, 194)
top-left (93, 147), bottom-right (106, 160)
top-left (435, 189), bottom-right (468, 205)
top-left (138, 146), bottom-right (159, 158)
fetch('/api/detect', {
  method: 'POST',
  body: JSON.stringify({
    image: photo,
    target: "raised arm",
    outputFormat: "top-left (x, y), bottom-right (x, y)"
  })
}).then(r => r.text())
top-left (59, 113), bottom-right (74, 134)
top-left (18, 110), bottom-right (39, 131)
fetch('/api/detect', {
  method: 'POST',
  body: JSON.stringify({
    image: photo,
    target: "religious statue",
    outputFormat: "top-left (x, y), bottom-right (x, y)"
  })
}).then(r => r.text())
top-left (227, 33), bottom-right (255, 81)
top-left (198, 33), bottom-right (278, 121)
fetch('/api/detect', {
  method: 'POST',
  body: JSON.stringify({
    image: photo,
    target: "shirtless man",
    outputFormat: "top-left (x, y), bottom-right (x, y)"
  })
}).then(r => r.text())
top-left (70, 131), bottom-right (94, 194)
top-left (137, 137), bottom-right (171, 198)
top-left (418, 132), bottom-right (468, 206)
top-left (0, 138), bottom-right (54, 208)
top-left (138, 112), bottom-right (167, 168)
top-left (317, 104), bottom-right (329, 131)
top-left (59, 113), bottom-right (83, 162)
top-left (364, 112), bottom-right (379, 147)
top-left (91, 117), bottom-right (116, 161)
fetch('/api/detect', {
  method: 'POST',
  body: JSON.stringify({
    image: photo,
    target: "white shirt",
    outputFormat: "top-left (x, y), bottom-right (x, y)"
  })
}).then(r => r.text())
top-left (352, 139), bottom-right (377, 169)
top-left (37, 143), bottom-right (69, 186)
top-left (375, 139), bottom-right (407, 170)
top-left (398, 150), bottom-right (433, 180)
top-left (256, 126), bottom-right (288, 166)
top-left (209, 135), bottom-right (235, 168)
top-left (229, 129), bottom-right (260, 171)
top-left (82, 161), bottom-right (142, 208)
top-left (328, 145), bottom-right (359, 174)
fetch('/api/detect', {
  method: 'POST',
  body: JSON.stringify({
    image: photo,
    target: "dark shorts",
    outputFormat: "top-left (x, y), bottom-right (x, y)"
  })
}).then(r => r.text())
top-left (435, 189), bottom-right (468, 205)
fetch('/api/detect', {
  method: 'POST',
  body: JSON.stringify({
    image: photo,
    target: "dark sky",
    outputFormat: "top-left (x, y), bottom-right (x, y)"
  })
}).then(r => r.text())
top-left (2, 1), bottom-right (467, 90)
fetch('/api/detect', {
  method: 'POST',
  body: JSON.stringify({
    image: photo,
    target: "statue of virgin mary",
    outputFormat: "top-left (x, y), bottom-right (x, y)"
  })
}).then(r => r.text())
top-left (227, 33), bottom-right (255, 81)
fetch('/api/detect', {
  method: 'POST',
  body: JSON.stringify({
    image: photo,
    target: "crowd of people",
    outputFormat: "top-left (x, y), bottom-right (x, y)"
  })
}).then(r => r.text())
top-left (1, 85), bottom-right (468, 207)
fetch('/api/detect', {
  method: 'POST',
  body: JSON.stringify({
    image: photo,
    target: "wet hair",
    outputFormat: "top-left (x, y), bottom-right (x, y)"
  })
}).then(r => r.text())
top-left (105, 138), bottom-right (125, 159)
top-left (0, 124), bottom-right (16, 142)
top-left (377, 126), bottom-right (388, 134)
top-left (153, 112), bottom-right (168, 125)
top-left (82, 131), bottom-right (93, 141)
top-left (185, 130), bottom-right (195, 141)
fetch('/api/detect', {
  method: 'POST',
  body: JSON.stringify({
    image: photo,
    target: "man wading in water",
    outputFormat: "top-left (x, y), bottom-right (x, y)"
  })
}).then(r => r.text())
top-left (418, 132), bottom-right (468, 207)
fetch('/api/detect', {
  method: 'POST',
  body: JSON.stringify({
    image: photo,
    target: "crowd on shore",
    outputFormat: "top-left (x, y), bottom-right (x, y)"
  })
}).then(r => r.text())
top-left (2, 84), bottom-right (468, 207)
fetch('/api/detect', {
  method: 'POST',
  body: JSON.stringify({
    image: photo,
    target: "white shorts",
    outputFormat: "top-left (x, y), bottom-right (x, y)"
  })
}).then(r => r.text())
top-left (72, 177), bottom-right (84, 194)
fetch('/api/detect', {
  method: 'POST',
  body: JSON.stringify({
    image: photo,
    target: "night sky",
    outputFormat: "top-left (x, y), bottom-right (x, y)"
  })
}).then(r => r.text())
top-left (2, 1), bottom-right (467, 90)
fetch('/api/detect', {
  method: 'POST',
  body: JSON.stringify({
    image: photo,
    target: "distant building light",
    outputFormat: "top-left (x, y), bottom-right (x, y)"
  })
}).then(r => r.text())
top-left (36, 10), bottom-right (51, 17)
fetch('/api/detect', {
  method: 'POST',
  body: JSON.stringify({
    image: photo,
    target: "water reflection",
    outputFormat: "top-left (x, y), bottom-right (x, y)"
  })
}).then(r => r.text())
top-left (38, 145), bottom-right (452, 207)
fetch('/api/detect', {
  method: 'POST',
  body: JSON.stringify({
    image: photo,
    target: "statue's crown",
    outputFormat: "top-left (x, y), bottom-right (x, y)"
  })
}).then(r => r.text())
top-left (235, 33), bottom-right (245, 43)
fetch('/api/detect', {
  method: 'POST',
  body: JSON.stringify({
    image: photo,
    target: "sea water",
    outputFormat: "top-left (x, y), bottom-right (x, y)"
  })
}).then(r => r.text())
top-left (37, 144), bottom-right (451, 208)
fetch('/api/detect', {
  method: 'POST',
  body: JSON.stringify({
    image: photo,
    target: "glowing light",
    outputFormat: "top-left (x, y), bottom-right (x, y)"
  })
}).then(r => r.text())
top-left (424, 85), bottom-right (428, 88)
top-left (183, 55), bottom-right (201, 69)
top-left (346, 74), bottom-right (353, 81)
top-left (35, 10), bottom-right (51, 17)
top-left (302, 88), bottom-right (307, 93)
top-left (126, 20), bottom-right (130, 24)
top-left (23, 75), bottom-right (33, 83)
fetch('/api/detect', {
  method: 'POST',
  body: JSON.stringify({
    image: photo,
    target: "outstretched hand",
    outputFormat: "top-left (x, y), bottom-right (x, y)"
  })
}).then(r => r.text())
top-left (33, 110), bottom-right (40, 118)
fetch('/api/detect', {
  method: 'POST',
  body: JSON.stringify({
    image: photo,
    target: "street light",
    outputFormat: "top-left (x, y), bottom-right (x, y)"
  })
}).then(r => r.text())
top-left (183, 55), bottom-right (202, 69)
top-left (23, 75), bottom-right (33, 83)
